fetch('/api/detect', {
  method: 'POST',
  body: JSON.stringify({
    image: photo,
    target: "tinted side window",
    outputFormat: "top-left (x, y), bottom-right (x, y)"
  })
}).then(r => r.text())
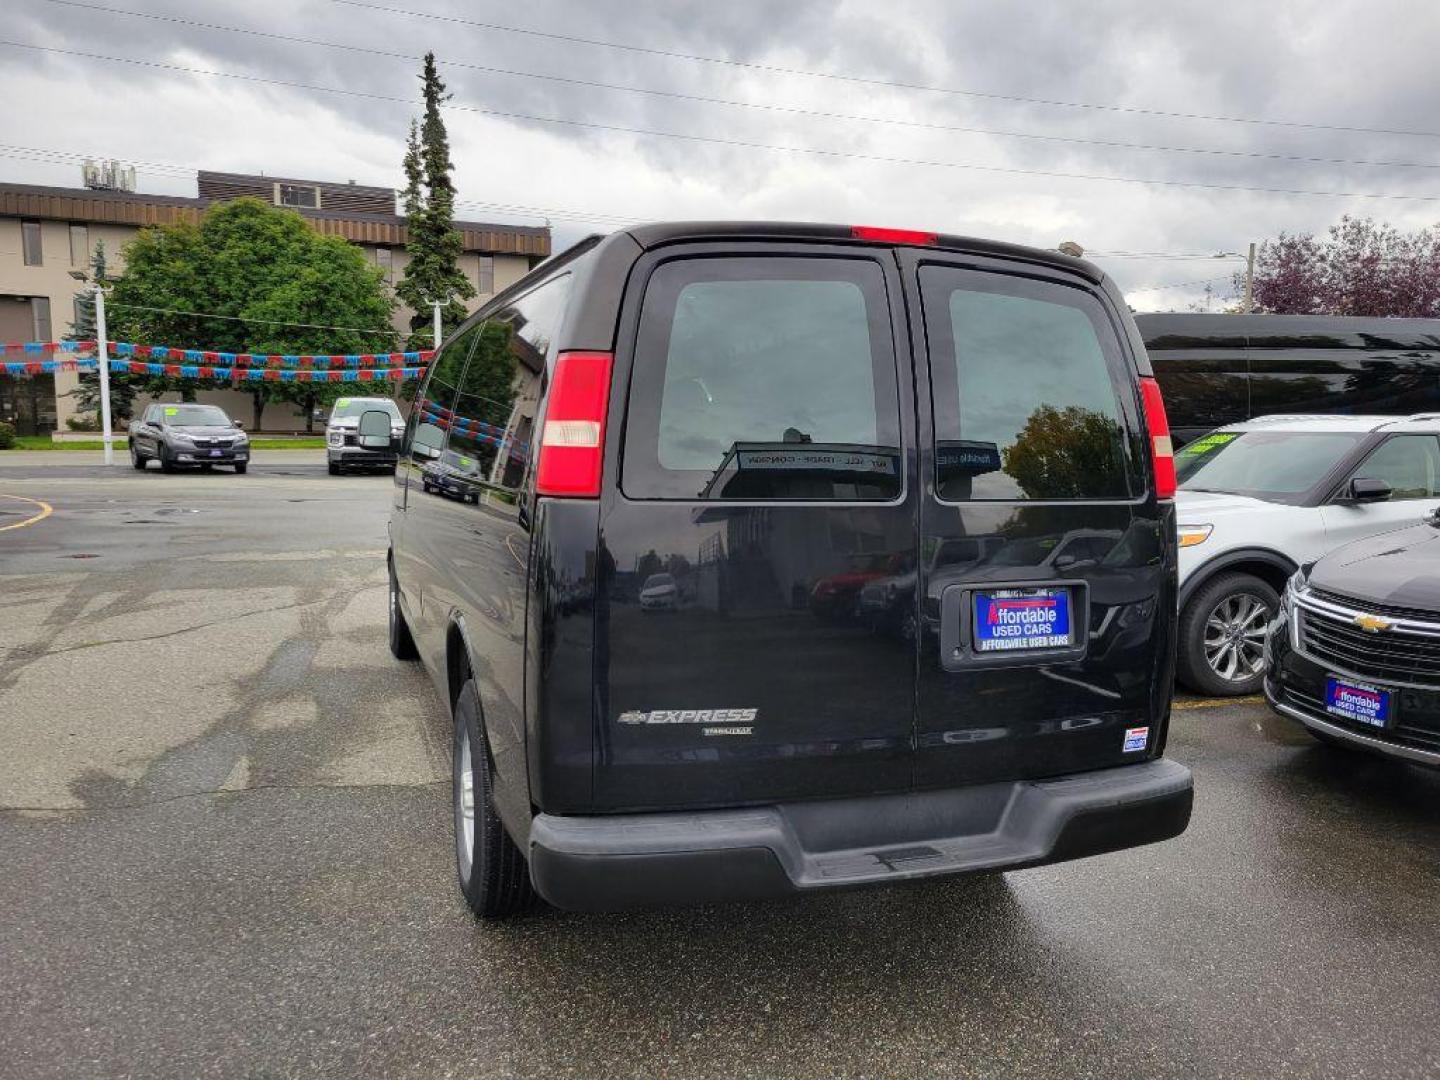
top-left (407, 325), bottom-right (480, 465)
top-left (1350, 434), bottom-right (1440, 499)
top-left (623, 257), bottom-right (902, 501)
top-left (493, 274), bottom-right (572, 490)
top-left (923, 268), bottom-right (1135, 501)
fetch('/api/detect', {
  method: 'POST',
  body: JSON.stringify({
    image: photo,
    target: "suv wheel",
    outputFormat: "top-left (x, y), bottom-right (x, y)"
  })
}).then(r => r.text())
top-left (1178, 572), bottom-right (1279, 696)
top-left (159, 445), bottom-right (177, 473)
top-left (453, 679), bottom-right (536, 919)
top-left (387, 561), bottom-right (418, 661)
top-left (130, 443), bottom-right (146, 470)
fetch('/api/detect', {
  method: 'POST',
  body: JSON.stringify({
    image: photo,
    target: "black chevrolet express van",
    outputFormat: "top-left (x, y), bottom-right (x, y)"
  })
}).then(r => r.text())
top-left (387, 222), bottom-right (1193, 917)
top-left (1137, 312), bottom-right (1440, 447)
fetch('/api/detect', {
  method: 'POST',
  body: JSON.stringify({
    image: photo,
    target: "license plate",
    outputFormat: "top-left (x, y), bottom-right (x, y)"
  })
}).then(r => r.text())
top-left (973, 588), bottom-right (1072, 652)
top-left (209, 449), bottom-right (223, 457)
top-left (1325, 677), bottom-right (1390, 728)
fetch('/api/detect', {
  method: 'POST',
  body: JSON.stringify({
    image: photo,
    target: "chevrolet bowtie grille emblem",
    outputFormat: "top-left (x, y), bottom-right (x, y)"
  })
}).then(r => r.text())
top-left (1353, 613), bottom-right (1393, 633)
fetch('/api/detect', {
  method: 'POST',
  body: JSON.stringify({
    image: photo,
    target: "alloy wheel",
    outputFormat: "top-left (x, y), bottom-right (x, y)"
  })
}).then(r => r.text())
top-left (1203, 592), bottom-right (1269, 683)
top-left (455, 723), bottom-right (476, 884)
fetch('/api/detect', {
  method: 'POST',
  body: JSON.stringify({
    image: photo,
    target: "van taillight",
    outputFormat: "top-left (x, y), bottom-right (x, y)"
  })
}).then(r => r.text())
top-left (1139, 376), bottom-right (1176, 499)
top-left (536, 351), bottom-right (613, 498)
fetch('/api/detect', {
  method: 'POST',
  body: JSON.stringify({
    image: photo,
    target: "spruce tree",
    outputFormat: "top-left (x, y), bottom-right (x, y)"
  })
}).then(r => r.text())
top-left (396, 53), bottom-right (475, 351)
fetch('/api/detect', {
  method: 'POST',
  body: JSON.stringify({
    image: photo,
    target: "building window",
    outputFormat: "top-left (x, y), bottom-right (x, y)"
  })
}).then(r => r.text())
top-left (476, 255), bottom-right (495, 295)
top-left (375, 246), bottom-right (393, 281)
top-left (32, 297), bottom-right (51, 342)
top-left (277, 183), bottom-right (319, 208)
top-left (69, 224), bottom-right (89, 268)
top-left (22, 220), bottom-right (42, 266)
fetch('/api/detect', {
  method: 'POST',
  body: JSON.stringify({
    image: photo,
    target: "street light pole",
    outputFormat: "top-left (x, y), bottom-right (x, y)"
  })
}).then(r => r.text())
top-left (432, 300), bottom-right (443, 349)
top-left (94, 285), bottom-right (114, 466)
top-left (1242, 242), bottom-right (1257, 314)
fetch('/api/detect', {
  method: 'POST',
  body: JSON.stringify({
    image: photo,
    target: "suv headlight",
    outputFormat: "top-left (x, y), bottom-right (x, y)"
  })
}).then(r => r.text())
top-left (168, 430), bottom-right (192, 443)
top-left (1177, 524), bottom-right (1213, 548)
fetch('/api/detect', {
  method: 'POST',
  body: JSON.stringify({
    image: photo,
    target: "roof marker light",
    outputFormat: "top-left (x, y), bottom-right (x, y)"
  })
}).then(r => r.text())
top-left (851, 225), bottom-right (938, 246)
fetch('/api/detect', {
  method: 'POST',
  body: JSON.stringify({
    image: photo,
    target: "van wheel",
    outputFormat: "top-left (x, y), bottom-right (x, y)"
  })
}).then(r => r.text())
top-left (453, 680), bottom-right (537, 919)
top-left (328, 461), bottom-right (340, 476)
top-left (387, 560), bottom-right (418, 661)
top-left (1178, 572), bottom-right (1279, 696)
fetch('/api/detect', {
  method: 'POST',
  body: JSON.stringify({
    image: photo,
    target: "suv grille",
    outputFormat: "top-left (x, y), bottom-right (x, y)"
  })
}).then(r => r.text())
top-left (1297, 595), bottom-right (1440, 686)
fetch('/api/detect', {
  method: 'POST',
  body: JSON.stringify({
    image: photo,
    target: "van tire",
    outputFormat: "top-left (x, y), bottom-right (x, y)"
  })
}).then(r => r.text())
top-left (1178, 572), bottom-right (1278, 697)
top-left (328, 461), bottom-right (340, 476)
top-left (387, 561), bottom-right (419, 661)
top-left (453, 679), bottom-right (537, 919)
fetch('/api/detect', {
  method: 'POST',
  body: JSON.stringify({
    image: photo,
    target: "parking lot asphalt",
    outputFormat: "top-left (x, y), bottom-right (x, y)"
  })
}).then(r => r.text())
top-left (2, 454), bottom-right (1438, 1079)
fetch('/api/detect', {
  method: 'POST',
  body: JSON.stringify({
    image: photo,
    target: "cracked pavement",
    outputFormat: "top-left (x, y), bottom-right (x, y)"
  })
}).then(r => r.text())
top-left (2, 454), bottom-right (1439, 1079)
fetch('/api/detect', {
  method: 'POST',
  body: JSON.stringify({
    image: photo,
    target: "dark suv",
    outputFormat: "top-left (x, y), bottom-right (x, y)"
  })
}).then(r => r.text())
top-left (387, 222), bottom-right (1193, 918)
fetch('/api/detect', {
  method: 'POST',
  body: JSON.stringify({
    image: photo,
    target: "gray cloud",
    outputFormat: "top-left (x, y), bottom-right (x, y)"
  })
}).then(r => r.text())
top-left (5, 0), bottom-right (1439, 308)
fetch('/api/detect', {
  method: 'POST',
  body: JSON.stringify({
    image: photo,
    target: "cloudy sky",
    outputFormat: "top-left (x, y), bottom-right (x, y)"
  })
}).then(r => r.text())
top-left (6, 0), bottom-right (1440, 310)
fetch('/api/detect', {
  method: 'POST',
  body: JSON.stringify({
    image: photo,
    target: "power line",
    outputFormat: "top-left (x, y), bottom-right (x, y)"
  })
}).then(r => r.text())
top-left (108, 301), bottom-right (405, 337)
top-left (0, 143), bottom-right (638, 227)
top-left (1126, 275), bottom-right (1236, 295)
top-left (5, 142), bottom-right (1269, 262)
top-left (37, 0), bottom-right (1440, 174)
top-left (328, 0), bottom-right (1440, 142)
top-left (9, 39), bottom-right (1440, 204)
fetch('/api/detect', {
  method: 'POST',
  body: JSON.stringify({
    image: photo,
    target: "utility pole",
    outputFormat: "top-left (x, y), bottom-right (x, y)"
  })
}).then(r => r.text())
top-left (94, 284), bottom-right (113, 466)
top-left (431, 299), bottom-right (443, 349)
top-left (1242, 242), bottom-right (1256, 314)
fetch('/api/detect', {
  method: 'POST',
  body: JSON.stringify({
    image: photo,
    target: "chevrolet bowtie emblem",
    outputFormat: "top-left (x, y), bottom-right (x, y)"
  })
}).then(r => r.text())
top-left (1353, 613), bottom-right (1393, 633)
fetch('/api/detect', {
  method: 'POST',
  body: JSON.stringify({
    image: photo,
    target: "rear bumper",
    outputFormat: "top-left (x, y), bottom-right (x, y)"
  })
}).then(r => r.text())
top-left (528, 759), bottom-right (1193, 912)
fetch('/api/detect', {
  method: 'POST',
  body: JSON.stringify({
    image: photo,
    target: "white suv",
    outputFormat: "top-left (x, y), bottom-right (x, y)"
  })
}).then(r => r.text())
top-left (1175, 414), bottom-right (1440, 695)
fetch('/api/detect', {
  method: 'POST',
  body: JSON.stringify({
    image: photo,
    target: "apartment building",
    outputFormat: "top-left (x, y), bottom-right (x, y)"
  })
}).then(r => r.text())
top-left (0, 169), bottom-right (551, 433)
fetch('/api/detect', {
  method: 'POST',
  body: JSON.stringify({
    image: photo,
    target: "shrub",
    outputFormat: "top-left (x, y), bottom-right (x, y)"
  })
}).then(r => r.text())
top-left (65, 415), bottom-right (102, 432)
top-left (0, 422), bottom-right (15, 450)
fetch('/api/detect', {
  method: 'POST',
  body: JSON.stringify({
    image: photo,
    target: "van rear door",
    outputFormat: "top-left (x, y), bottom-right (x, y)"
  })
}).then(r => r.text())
top-left (595, 244), bottom-right (918, 810)
top-left (901, 252), bottom-right (1173, 787)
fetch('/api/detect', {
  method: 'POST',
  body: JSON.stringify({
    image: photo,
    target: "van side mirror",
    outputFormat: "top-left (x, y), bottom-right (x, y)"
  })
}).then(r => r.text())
top-left (1348, 477), bottom-right (1392, 504)
top-left (357, 409), bottom-right (392, 449)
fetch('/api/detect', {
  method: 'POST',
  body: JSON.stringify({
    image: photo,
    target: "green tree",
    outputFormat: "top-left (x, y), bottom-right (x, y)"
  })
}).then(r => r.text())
top-left (1002, 404), bottom-right (1127, 499)
top-left (107, 198), bottom-right (396, 430)
top-left (396, 52), bottom-right (475, 351)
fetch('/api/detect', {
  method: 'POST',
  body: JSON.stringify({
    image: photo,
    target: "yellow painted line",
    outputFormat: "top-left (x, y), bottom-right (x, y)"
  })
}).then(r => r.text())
top-left (1173, 694), bottom-right (1264, 711)
top-left (0, 492), bottom-right (54, 532)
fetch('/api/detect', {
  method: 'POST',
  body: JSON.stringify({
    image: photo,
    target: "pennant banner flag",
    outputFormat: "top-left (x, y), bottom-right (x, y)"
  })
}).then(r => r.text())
top-left (4, 341), bottom-right (433, 369)
top-left (2, 340), bottom-right (97, 355)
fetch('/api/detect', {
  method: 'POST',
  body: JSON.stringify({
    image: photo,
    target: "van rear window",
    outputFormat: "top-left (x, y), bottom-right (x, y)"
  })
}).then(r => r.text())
top-left (622, 257), bottom-right (902, 500)
top-left (922, 268), bottom-right (1136, 501)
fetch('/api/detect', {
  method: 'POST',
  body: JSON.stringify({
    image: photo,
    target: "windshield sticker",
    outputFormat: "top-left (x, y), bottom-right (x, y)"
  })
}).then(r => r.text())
top-left (336, 398), bottom-right (351, 407)
top-left (164, 406), bottom-right (178, 416)
top-left (1178, 432), bottom-right (1238, 457)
